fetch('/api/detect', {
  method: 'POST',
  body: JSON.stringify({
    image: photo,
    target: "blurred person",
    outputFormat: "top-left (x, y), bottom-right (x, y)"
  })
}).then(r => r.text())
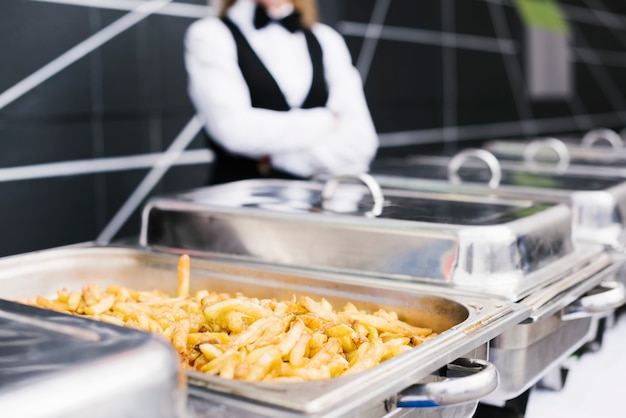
top-left (184, 0), bottom-right (378, 184)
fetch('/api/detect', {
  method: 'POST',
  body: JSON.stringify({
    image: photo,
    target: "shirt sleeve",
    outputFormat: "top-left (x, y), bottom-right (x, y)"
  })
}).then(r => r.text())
top-left (184, 18), bottom-right (336, 160)
top-left (305, 24), bottom-right (380, 175)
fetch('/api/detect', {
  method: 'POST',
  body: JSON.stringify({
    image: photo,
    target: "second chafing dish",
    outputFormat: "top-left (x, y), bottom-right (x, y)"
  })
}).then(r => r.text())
top-left (139, 177), bottom-right (624, 402)
top-left (142, 177), bottom-right (589, 301)
top-left (371, 150), bottom-right (626, 252)
top-left (483, 128), bottom-right (626, 167)
top-left (0, 245), bottom-right (528, 418)
top-left (369, 152), bottom-right (626, 400)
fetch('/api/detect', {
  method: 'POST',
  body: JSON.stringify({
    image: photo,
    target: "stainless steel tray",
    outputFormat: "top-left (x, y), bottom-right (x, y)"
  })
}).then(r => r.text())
top-left (0, 298), bottom-right (185, 418)
top-left (0, 245), bottom-right (529, 418)
top-left (140, 178), bottom-right (581, 301)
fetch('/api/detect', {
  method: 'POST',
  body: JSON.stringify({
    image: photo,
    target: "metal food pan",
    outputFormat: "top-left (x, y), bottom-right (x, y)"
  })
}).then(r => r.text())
top-left (0, 245), bottom-right (529, 418)
top-left (484, 263), bottom-right (625, 401)
top-left (0, 299), bottom-right (185, 418)
top-left (140, 178), bottom-right (580, 301)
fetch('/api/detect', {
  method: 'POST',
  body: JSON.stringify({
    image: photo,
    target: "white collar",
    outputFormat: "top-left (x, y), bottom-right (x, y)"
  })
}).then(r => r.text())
top-left (227, 0), bottom-right (256, 31)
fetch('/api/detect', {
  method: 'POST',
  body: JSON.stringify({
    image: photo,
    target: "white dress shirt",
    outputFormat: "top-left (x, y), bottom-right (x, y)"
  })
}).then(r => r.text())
top-left (184, 0), bottom-right (378, 177)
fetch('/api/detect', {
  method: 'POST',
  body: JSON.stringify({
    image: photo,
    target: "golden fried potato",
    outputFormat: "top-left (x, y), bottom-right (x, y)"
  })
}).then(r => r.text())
top-left (26, 255), bottom-right (435, 381)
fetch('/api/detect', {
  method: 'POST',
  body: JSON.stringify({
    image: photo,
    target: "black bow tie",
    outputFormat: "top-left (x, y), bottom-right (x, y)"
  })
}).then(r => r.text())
top-left (253, 5), bottom-right (302, 33)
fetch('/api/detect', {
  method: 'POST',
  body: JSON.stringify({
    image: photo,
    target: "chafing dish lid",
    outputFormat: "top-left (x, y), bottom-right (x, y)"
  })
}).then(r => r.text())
top-left (484, 133), bottom-right (626, 167)
top-left (372, 154), bottom-right (626, 249)
top-left (142, 178), bottom-right (582, 300)
top-left (172, 178), bottom-right (555, 225)
top-left (372, 156), bottom-right (626, 192)
top-left (0, 299), bottom-right (183, 418)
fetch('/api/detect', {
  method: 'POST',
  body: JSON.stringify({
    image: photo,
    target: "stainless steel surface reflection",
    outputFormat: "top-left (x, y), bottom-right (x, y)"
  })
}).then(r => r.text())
top-left (484, 132), bottom-right (626, 168)
top-left (371, 154), bottom-right (626, 251)
top-left (141, 179), bottom-right (579, 301)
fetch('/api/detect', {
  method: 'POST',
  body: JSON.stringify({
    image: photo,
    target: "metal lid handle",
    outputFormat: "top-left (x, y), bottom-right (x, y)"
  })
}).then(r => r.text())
top-left (321, 173), bottom-right (384, 217)
top-left (392, 358), bottom-right (499, 408)
top-left (581, 128), bottom-right (623, 150)
top-left (523, 137), bottom-right (570, 172)
top-left (448, 149), bottom-right (502, 189)
top-left (562, 281), bottom-right (626, 321)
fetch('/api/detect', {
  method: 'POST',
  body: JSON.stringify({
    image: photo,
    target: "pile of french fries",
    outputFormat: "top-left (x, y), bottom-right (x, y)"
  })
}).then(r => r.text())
top-left (28, 255), bottom-right (435, 381)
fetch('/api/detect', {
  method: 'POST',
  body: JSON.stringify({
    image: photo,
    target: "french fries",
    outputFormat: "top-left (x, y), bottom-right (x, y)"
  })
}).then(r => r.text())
top-left (26, 255), bottom-right (436, 381)
top-left (177, 254), bottom-right (190, 298)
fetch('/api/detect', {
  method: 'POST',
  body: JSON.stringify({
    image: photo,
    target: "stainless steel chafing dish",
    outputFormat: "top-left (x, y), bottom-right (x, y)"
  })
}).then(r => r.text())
top-left (139, 177), bottom-right (624, 404)
top-left (483, 128), bottom-right (626, 167)
top-left (142, 177), bottom-right (589, 301)
top-left (480, 136), bottom-right (626, 308)
top-left (369, 153), bottom-right (626, 401)
top-left (0, 297), bottom-right (185, 418)
top-left (0, 245), bottom-right (529, 418)
top-left (371, 151), bottom-right (626, 252)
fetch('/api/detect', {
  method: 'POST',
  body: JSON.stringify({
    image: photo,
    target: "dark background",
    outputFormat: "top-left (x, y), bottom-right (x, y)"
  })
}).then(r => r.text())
top-left (1, 0), bottom-right (625, 256)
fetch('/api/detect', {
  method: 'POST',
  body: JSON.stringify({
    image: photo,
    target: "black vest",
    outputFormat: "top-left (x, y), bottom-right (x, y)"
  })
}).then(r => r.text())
top-left (205, 18), bottom-right (329, 185)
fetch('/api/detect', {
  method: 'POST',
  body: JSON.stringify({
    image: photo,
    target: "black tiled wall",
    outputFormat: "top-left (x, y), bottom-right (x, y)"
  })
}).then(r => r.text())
top-left (0, 0), bottom-right (208, 256)
top-left (338, 0), bottom-right (626, 153)
top-left (1, 0), bottom-right (625, 256)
